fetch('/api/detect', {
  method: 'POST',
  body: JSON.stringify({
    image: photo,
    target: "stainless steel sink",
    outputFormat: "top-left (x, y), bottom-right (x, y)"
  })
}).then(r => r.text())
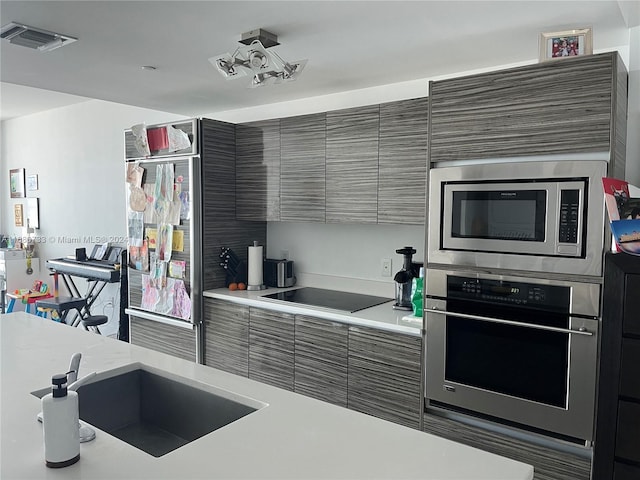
top-left (32, 363), bottom-right (266, 457)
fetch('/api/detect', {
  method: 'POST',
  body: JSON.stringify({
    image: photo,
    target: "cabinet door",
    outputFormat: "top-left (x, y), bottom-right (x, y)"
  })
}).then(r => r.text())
top-left (623, 275), bottom-right (640, 336)
top-left (616, 401), bottom-right (640, 463)
top-left (429, 53), bottom-right (616, 163)
top-left (129, 315), bottom-right (197, 362)
top-left (280, 113), bottom-right (326, 222)
top-left (249, 307), bottom-right (295, 390)
top-left (294, 315), bottom-right (348, 407)
top-left (326, 105), bottom-right (379, 224)
top-left (236, 119), bottom-right (280, 221)
top-left (378, 98), bottom-right (428, 225)
top-left (423, 413), bottom-right (591, 480)
top-left (348, 326), bottom-right (422, 428)
top-left (203, 298), bottom-right (249, 377)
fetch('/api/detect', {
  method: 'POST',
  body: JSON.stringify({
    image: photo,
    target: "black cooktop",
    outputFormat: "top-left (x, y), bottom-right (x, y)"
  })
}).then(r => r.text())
top-left (262, 287), bottom-right (393, 313)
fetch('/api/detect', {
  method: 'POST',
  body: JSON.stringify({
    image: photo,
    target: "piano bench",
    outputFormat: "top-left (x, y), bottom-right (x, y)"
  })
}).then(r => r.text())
top-left (35, 297), bottom-right (87, 326)
top-left (81, 315), bottom-right (108, 334)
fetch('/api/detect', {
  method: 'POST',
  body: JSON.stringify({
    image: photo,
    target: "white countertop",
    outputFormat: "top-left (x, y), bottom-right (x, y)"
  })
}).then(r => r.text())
top-left (204, 286), bottom-right (423, 336)
top-left (1, 312), bottom-right (533, 480)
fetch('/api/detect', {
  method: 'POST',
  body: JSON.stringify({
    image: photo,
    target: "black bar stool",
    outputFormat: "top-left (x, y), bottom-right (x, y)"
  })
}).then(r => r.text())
top-left (35, 296), bottom-right (87, 326)
top-left (81, 315), bottom-right (108, 334)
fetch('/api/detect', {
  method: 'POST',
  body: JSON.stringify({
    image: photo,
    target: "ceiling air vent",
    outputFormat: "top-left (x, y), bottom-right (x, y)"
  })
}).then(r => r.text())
top-left (0, 22), bottom-right (77, 52)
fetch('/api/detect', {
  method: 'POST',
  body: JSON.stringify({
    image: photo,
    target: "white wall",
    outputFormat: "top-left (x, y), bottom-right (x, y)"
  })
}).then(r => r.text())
top-left (267, 223), bottom-right (425, 298)
top-left (0, 101), bottom-right (186, 335)
top-left (625, 26), bottom-right (640, 185)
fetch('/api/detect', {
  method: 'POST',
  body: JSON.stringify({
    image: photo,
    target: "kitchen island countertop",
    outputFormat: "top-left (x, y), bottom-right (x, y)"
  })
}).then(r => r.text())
top-left (1, 312), bottom-right (533, 480)
top-left (204, 286), bottom-right (422, 336)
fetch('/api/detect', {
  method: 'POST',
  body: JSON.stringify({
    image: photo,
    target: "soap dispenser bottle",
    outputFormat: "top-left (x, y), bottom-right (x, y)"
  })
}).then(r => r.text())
top-left (42, 373), bottom-right (80, 468)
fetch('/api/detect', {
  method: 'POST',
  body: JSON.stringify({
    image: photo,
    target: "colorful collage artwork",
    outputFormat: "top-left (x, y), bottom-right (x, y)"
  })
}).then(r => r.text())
top-left (126, 159), bottom-right (192, 319)
top-left (603, 177), bottom-right (640, 255)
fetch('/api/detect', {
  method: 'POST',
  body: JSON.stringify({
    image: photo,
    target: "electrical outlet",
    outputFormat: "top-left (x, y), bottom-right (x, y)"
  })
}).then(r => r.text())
top-left (381, 258), bottom-right (392, 277)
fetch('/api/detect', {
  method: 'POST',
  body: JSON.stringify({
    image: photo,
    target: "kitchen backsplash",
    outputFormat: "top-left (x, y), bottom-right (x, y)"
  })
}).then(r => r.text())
top-left (266, 222), bottom-right (425, 297)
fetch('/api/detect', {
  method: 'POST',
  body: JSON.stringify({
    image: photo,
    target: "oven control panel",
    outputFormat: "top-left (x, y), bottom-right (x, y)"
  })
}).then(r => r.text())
top-left (449, 276), bottom-right (569, 310)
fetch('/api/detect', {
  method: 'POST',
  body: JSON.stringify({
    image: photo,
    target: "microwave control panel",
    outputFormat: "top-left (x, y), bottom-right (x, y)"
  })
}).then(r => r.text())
top-left (558, 189), bottom-right (580, 244)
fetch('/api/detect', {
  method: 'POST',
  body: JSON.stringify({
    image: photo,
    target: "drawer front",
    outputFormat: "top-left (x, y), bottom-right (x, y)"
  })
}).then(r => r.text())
top-left (616, 400), bottom-right (640, 463)
top-left (423, 413), bottom-right (590, 480)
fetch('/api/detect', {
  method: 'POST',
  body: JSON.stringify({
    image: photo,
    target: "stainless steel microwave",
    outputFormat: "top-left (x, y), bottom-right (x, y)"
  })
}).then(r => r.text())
top-left (427, 160), bottom-right (608, 277)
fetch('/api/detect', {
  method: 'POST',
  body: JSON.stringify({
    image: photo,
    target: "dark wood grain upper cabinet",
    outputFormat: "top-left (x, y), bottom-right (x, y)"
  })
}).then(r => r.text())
top-left (236, 119), bottom-right (281, 221)
top-left (326, 105), bottom-right (380, 224)
top-left (280, 113), bottom-right (326, 222)
top-left (378, 98), bottom-right (428, 225)
top-left (429, 52), bottom-right (627, 169)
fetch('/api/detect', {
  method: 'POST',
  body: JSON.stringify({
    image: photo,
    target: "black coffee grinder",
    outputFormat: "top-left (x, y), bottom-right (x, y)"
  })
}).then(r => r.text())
top-left (393, 246), bottom-right (417, 310)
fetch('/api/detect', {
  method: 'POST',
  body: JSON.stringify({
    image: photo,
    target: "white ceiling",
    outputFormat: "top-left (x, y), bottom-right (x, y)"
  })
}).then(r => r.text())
top-left (1, 1), bottom-right (638, 121)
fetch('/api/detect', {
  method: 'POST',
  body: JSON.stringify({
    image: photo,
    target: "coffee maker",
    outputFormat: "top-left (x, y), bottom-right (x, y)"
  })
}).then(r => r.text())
top-left (393, 246), bottom-right (418, 310)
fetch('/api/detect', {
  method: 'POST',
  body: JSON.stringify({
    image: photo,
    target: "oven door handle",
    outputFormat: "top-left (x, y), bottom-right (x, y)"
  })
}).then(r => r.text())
top-left (424, 307), bottom-right (594, 336)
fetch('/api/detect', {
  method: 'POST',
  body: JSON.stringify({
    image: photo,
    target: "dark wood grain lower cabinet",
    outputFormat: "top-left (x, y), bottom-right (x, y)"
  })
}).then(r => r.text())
top-left (594, 253), bottom-right (640, 478)
top-left (203, 298), bottom-right (249, 377)
top-left (347, 326), bottom-right (422, 429)
top-left (294, 315), bottom-right (348, 407)
top-left (249, 307), bottom-right (295, 391)
top-left (614, 462), bottom-right (640, 480)
top-left (129, 315), bottom-right (197, 362)
top-left (422, 413), bottom-right (590, 480)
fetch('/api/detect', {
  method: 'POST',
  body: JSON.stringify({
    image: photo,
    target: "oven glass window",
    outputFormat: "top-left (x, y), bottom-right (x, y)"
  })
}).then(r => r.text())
top-left (445, 299), bottom-right (569, 408)
top-left (451, 190), bottom-right (546, 241)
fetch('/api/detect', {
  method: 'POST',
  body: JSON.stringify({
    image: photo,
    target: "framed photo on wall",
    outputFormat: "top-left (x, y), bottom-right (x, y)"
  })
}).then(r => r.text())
top-left (26, 198), bottom-right (40, 229)
top-left (9, 168), bottom-right (25, 198)
top-left (14, 204), bottom-right (24, 227)
top-left (27, 174), bottom-right (39, 191)
top-left (539, 28), bottom-right (593, 62)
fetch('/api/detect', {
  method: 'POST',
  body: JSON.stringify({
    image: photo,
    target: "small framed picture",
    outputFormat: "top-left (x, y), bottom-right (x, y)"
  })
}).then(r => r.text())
top-left (9, 168), bottom-right (25, 198)
top-left (27, 174), bottom-right (39, 191)
top-left (14, 204), bottom-right (24, 227)
top-left (539, 28), bottom-right (593, 62)
top-left (26, 198), bottom-right (40, 229)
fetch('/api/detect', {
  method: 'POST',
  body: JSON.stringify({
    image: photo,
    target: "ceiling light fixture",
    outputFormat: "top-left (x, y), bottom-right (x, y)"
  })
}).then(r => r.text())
top-left (209, 29), bottom-right (307, 88)
top-left (0, 22), bottom-right (77, 52)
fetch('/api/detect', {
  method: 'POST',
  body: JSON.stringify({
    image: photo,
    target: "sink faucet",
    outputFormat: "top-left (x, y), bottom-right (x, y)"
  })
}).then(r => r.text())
top-left (68, 353), bottom-right (81, 384)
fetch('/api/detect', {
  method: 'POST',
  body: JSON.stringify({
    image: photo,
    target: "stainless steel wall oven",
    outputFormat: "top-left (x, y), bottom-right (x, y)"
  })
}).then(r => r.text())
top-left (424, 268), bottom-right (600, 443)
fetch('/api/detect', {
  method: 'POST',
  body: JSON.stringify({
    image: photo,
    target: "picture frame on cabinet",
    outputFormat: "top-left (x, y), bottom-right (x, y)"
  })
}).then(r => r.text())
top-left (539, 28), bottom-right (593, 62)
top-left (9, 168), bottom-right (25, 198)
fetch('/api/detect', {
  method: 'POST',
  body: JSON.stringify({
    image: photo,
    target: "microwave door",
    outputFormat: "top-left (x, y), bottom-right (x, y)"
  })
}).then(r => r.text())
top-left (441, 182), bottom-right (584, 258)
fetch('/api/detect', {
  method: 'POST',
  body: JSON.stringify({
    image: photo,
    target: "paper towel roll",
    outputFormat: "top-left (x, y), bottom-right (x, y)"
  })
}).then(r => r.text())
top-left (247, 242), bottom-right (264, 288)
